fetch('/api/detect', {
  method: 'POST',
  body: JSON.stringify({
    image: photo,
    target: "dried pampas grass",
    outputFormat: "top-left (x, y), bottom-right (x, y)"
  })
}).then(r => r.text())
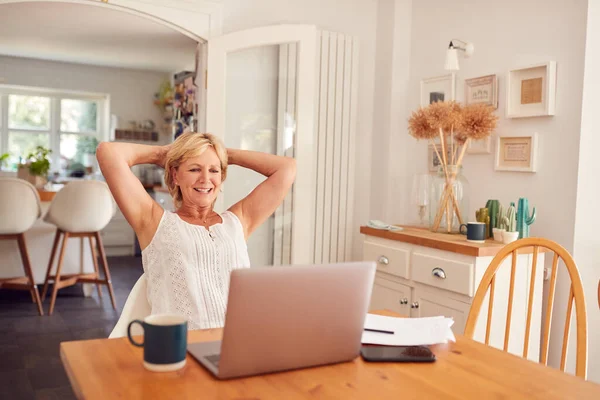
top-left (407, 100), bottom-right (498, 233)
top-left (460, 103), bottom-right (498, 140)
top-left (408, 108), bottom-right (437, 140)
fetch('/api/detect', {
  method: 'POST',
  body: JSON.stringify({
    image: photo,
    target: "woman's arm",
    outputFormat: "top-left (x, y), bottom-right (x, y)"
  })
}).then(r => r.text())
top-left (96, 142), bottom-right (168, 249)
top-left (227, 149), bottom-right (296, 239)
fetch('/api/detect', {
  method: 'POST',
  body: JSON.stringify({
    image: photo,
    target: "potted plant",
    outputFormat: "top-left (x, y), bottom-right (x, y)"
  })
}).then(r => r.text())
top-left (501, 203), bottom-right (519, 244)
top-left (18, 146), bottom-right (52, 187)
top-left (0, 153), bottom-right (9, 170)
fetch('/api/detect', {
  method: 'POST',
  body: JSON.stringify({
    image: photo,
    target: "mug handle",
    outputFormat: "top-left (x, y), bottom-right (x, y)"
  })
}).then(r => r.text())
top-left (459, 224), bottom-right (468, 235)
top-left (127, 320), bottom-right (145, 347)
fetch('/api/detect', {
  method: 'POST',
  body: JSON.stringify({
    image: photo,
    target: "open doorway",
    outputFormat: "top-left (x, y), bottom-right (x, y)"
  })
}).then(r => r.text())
top-left (0, 2), bottom-right (205, 176)
top-left (0, 1), bottom-right (205, 257)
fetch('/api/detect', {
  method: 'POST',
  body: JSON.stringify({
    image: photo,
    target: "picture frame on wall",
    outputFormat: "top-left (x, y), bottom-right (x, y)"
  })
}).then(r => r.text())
top-left (506, 62), bottom-right (557, 118)
top-left (467, 137), bottom-right (492, 154)
top-left (428, 143), bottom-right (453, 173)
top-left (420, 74), bottom-right (456, 107)
top-left (465, 74), bottom-right (498, 108)
top-left (494, 132), bottom-right (538, 172)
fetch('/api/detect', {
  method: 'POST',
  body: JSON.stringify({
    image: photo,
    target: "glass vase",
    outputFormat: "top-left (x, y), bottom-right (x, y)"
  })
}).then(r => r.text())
top-left (429, 165), bottom-right (469, 233)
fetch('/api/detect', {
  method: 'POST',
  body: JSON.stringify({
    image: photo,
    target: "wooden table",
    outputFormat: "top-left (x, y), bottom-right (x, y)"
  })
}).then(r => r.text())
top-left (60, 310), bottom-right (600, 399)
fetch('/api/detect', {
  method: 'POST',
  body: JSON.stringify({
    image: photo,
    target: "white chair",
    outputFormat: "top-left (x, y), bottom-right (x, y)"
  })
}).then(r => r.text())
top-left (109, 274), bottom-right (151, 338)
top-left (0, 178), bottom-right (43, 315)
top-left (41, 180), bottom-right (117, 315)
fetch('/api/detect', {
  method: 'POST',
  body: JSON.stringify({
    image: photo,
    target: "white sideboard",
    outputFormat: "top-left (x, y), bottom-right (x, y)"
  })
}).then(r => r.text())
top-left (361, 226), bottom-right (546, 362)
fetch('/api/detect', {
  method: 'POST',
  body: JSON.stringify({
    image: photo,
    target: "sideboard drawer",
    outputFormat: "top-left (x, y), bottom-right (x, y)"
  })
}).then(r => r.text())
top-left (363, 240), bottom-right (410, 279)
top-left (412, 252), bottom-right (474, 297)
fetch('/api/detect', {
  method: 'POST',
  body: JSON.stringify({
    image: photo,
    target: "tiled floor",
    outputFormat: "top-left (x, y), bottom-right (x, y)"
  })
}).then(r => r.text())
top-left (0, 256), bottom-right (143, 400)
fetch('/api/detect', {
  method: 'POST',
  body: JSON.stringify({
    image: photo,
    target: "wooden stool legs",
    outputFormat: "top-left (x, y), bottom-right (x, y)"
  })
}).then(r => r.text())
top-left (89, 237), bottom-right (103, 300)
top-left (41, 230), bottom-right (61, 302)
top-left (0, 233), bottom-right (43, 316)
top-left (94, 233), bottom-right (117, 310)
top-left (17, 234), bottom-right (44, 316)
top-left (41, 230), bottom-right (118, 315)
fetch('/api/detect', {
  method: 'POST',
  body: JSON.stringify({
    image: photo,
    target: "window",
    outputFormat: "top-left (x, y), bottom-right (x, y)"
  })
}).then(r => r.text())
top-left (0, 87), bottom-right (107, 175)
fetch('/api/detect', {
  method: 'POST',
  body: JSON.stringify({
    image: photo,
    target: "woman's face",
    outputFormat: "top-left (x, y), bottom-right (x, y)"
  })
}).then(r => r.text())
top-left (173, 147), bottom-right (223, 209)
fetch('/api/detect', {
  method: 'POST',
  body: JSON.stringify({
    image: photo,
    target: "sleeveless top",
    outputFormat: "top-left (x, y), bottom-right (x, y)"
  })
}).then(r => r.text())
top-left (141, 210), bottom-right (251, 330)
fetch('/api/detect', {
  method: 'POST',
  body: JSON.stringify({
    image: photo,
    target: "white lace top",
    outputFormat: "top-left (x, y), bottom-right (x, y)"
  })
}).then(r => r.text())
top-left (141, 210), bottom-right (250, 330)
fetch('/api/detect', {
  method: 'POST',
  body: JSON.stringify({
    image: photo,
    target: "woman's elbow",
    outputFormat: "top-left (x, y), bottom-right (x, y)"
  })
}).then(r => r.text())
top-left (284, 157), bottom-right (297, 185)
top-left (96, 142), bottom-right (113, 168)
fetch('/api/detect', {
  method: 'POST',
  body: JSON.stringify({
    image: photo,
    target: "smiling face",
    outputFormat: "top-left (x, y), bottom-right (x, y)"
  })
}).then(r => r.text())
top-left (173, 147), bottom-right (223, 209)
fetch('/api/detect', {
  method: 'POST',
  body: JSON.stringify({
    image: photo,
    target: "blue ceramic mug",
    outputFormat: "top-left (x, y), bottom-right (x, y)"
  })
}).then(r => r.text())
top-left (128, 314), bottom-right (188, 372)
top-left (459, 222), bottom-right (486, 243)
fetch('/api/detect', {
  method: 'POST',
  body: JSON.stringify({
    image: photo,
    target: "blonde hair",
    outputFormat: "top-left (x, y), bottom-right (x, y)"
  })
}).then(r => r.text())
top-left (164, 132), bottom-right (228, 209)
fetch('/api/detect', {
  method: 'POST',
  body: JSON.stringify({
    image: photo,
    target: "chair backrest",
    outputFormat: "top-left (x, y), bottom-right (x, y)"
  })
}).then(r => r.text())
top-left (109, 274), bottom-right (151, 338)
top-left (464, 238), bottom-right (588, 379)
top-left (44, 180), bottom-right (116, 232)
top-left (0, 178), bottom-right (41, 234)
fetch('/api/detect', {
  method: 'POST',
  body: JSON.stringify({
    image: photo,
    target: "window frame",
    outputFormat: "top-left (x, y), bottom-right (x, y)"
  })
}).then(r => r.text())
top-left (0, 84), bottom-right (110, 173)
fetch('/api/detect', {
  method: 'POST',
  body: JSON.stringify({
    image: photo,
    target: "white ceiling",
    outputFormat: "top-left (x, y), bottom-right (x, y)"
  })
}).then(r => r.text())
top-left (0, 2), bottom-right (199, 72)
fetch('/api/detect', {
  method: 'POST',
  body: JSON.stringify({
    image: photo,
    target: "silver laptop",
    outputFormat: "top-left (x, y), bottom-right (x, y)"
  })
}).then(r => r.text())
top-left (187, 261), bottom-right (376, 379)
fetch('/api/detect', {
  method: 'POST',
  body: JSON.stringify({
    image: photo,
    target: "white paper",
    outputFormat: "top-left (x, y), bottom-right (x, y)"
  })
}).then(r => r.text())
top-left (362, 314), bottom-right (456, 346)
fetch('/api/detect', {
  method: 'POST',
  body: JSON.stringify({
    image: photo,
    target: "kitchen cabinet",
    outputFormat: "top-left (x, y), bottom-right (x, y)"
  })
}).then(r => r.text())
top-left (361, 226), bottom-right (546, 362)
top-left (101, 206), bottom-right (134, 256)
top-left (369, 276), bottom-right (411, 316)
top-left (154, 189), bottom-right (175, 212)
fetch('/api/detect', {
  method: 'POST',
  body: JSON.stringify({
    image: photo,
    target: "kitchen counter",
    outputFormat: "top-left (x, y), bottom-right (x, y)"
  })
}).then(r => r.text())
top-left (153, 185), bottom-right (169, 193)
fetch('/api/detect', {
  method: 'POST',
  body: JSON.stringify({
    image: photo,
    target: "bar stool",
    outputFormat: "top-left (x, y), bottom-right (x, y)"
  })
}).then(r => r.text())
top-left (0, 178), bottom-right (44, 315)
top-left (41, 180), bottom-right (117, 315)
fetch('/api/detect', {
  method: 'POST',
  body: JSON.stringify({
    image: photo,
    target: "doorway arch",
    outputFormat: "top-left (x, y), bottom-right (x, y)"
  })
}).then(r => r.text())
top-left (0, 0), bottom-right (223, 42)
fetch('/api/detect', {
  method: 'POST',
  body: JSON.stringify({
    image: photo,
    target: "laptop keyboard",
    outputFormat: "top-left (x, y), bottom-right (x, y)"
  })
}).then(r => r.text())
top-left (205, 353), bottom-right (221, 368)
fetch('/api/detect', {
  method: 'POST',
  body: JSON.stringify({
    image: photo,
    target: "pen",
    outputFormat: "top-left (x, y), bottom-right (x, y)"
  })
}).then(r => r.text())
top-left (364, 328), bottom-right (394, 334)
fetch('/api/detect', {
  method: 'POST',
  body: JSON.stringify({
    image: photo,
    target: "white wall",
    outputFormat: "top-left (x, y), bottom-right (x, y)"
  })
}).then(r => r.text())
top-left (572, 0), bottom-right (600, 383)
top-left (221, 0), bottom-right (379, 261)
top-left (371, 0), bottom-right (413, 223)
top-left (0, 55), bottom-right (170, 143)
top-left (383, 0), bottom-right (594, 381)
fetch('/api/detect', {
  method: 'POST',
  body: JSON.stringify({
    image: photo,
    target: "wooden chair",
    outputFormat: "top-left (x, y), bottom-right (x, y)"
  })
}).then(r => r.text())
top-left (464, 238), bottom-right (587, 379)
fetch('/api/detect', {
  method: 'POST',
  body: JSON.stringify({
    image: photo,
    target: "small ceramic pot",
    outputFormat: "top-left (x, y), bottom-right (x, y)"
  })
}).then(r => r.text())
top-left (502, 231), bottom-right (519, 244)
top-left (492, 228), bottom-right (505, 242)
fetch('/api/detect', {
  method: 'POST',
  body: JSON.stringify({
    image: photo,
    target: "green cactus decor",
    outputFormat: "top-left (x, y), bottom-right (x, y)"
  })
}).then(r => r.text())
top-left (503, 204), bottom-right (517, 232)
top-left (517, 197), bottom-right (536, 239)
top-left (497, 204), bottom-right (506, 230)
top-left (496, 204), bottom-right (506, 229)
top-left (485, 199), bottom-right (500, 237)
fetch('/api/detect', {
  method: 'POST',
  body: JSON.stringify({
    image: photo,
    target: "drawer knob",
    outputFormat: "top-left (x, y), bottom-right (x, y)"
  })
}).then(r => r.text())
top-left (432, 267), bottom-right (446, 279)
top-left (377, 256), bottom-right (389, 265)
top-left (399, 298), bottom-right (408, 305)
top-left (411, 302), bottom-right (419, 309)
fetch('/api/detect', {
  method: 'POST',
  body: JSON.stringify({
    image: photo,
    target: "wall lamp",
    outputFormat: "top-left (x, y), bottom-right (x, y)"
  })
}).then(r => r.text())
top-left (444, 39), bottom-right (474, 71)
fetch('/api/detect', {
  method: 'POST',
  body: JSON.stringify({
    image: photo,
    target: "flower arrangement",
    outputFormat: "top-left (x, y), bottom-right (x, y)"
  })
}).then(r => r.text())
top-left (408, 101), bottom-right (498, 233)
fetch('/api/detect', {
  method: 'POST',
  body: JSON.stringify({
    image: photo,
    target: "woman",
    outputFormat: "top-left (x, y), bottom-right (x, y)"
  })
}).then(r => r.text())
top-left (96, 132), bottom-right (296, 329)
